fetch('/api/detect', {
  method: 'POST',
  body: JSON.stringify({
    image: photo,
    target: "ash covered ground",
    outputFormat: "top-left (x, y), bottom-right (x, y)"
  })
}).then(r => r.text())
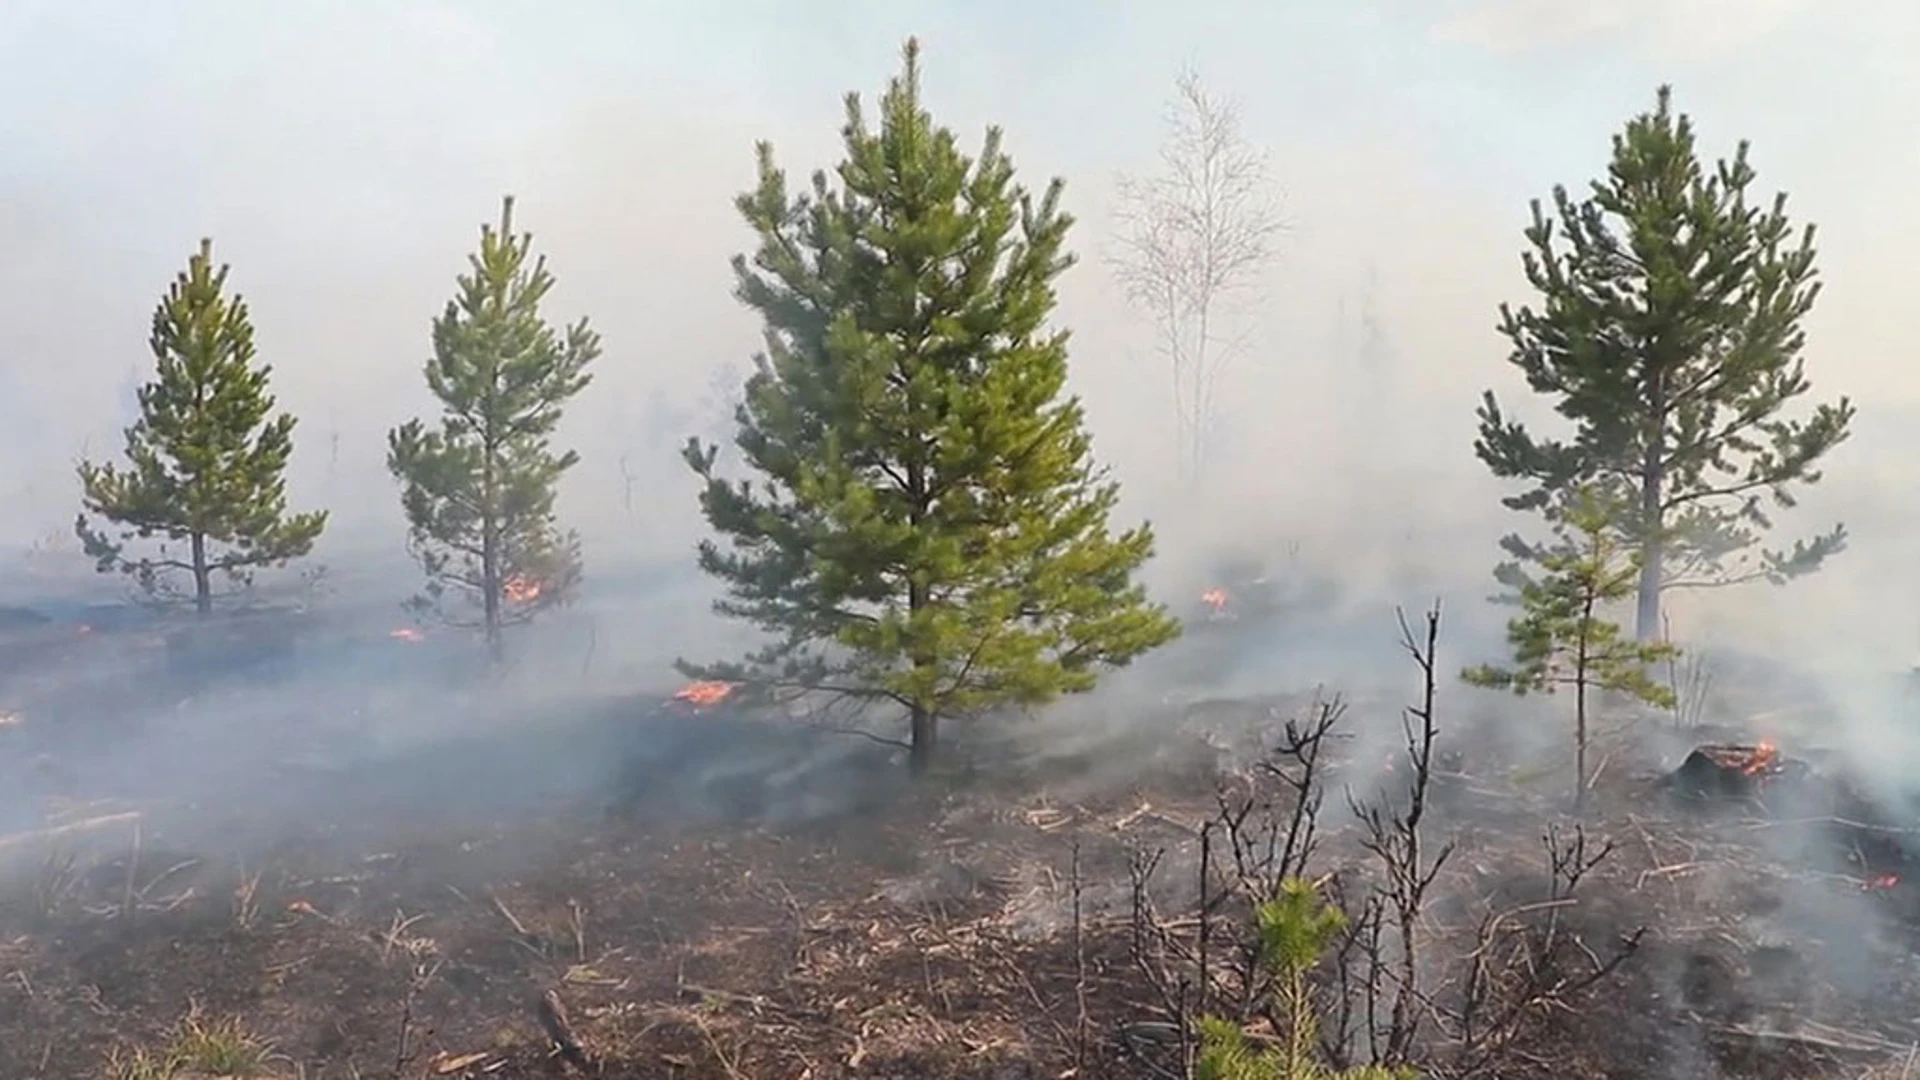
top-left (4, 577), bottom-right (1920, 1080)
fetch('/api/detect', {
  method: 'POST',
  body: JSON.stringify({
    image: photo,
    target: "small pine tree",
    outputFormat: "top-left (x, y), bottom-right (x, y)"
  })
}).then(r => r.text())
top-left (76, 239), bottom-right (327, 615)
top-left (1196, 878), bottom-right (1417, 1080)
top-left (1476, 86), bottom-right (1852, 641)
top-left (1463, 487), bottom-right (1678, 814)
top-left (683, 38), bottom-right (1181, 773)
top-left (387, 196), bottom-right (599, 658)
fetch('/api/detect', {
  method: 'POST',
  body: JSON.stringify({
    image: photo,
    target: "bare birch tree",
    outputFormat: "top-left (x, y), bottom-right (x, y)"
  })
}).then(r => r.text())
top-left (1111, 68), bottom-right (1284, 482)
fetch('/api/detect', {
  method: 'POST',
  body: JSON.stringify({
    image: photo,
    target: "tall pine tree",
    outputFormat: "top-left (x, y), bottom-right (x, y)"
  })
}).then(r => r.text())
top-left (388, 196), bottom-right (599, 658)
top-left (683, 38), bottom-right (1180, 774)
top-left (1476, 87), bottom-right (1853, 640)
top-left (77, 239), bottom-right (327, 615)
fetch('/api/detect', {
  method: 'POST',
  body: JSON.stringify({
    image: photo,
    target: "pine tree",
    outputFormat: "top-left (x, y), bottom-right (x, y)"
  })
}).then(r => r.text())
top-left (683, 38), bottom-right (1181, 774)
top-left (387, 196), bottom-right (599, 658)
top-left (1195, 878), bottom-right (1416, 1080)
top-left (1475, 86), bottom-right (1853, 641)
top-left (76, 239), bottom-right (327, 616)
top-left (1463, 487), bottom-right (1677, 815)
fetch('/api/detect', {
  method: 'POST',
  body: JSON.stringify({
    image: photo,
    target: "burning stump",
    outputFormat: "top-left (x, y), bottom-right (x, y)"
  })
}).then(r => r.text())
top-left (1667, 743), bottom-right (1809, 802)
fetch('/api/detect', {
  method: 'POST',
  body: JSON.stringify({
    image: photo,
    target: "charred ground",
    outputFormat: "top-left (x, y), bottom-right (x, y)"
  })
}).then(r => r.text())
top-left (3, 612), bottom-right (1920, 1079)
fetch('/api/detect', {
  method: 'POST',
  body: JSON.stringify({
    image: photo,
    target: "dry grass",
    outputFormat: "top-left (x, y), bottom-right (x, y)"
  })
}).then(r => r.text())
top-left (101, 1012), bottom-right (279, 1080)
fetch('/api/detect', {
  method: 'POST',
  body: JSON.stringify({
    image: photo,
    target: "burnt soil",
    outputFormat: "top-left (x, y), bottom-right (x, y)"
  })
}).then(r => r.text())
top-left (5, 692), bottom-right (1920, 1080)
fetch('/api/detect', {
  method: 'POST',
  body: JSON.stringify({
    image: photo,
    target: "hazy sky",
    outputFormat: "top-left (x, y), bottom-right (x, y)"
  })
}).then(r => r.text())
top-left (2, 0), bottom-right (1916, 655)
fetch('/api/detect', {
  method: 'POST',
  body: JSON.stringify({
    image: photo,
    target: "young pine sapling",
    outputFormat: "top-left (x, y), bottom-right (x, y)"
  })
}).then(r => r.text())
top-left (1463, 488), bottom-right (1677, 814)
top-left (76, 239), bottom-right (327, 615)
top-left (1195, 877), bottom-right (1415, 1080)
top-left (388, 196), bottom-right (599, 661)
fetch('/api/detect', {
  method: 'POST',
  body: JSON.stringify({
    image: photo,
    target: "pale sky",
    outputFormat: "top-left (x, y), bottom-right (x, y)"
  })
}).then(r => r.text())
top-left (2, 0), bottom-right (1915, 660)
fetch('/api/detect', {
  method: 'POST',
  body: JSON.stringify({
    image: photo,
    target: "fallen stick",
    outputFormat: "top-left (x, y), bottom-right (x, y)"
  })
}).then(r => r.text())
top-left (1742, 816), bottom-right (1919, 837)
top-left (677, 981), bottom-right (771, 1012)
top-left (1634, 861), bottom-right (1702, 889)
top-left (675, 979), bottom-right (827, 1022)
top-left (0, 812), bottom-right (142, 856)
top-left (486, 890), bottom-right (534, 939)
top-left (1707, 1022), bottom-right (1901, 1055)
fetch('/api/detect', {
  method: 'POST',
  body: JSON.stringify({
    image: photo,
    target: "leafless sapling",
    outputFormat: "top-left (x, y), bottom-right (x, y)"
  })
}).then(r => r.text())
top-left (1216, 695), bottom-right (1345, 1018)
top-left (1464, 488), bottom-right (1677, 815)
top-left (1347, 603), bottom-right (1456, 1067)
top-left (1111, 67), bottom-right (1284, 482)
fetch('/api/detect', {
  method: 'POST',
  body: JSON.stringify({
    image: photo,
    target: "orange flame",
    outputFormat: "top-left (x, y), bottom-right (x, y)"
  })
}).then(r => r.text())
top-left (389, 627), bottom-right (426, 643)
top-left (1741, 741), bottom-right (1778, 776)
top-left (1867, 873), bottom-right (1900, 891)
top-left (503, 574), bottom-right (542, 605)
top-left (673, 681), bottom-right (736, 708)
top-left (1201, 588), bottom-right (1229, 614)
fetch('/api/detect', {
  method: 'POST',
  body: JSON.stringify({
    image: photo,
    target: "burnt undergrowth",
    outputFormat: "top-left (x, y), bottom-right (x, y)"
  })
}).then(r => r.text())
top-left (1, 616), bottom-right (1919, 1078)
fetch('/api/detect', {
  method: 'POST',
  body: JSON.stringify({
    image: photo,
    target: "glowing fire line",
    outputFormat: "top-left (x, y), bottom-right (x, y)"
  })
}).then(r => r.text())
top-left (673, 681), bottom-right (735, 708)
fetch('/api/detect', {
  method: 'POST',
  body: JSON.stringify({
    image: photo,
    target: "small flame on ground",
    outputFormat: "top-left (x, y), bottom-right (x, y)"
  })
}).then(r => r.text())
top-left (0, 711), bottom-right (21, 728)
top-left (1866, 873), bottom-right (1900, 891)
top-left (504, 574), bottom-right (542, 605)
top-left (1201, 588), bottom-right (1229, 613)
top-left (390, 627), bottom-right (426, 643)
top-left (673, 681), bottom-right (735, 707)
top-left (1741, 741), bottom-right (1778, 776)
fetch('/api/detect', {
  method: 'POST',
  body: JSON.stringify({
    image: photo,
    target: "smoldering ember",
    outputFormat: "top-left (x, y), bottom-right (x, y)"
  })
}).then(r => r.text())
top-left (5, 12), bottom-right (1920, 1080)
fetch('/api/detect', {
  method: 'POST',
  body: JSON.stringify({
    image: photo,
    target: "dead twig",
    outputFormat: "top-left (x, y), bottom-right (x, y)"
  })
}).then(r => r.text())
top-left (689, 1009), bottom-right (745, 1080)
top-left (232, 866), bottom-right (263, 930)
top-left (395, 955), bottom-right (445, 1076)
top-left (135, 858), bottom-right (200, 905)
top-left (537, 987), bottom-right (590, 1070)
top-left (487, 889), bottom-right (546, 955)
top-left (0, 812), bottom-right (142, 856)
top-left (381, 909), bottom-right (431, 966)
top-left (1345, 602), bottom-right (1454, 1068)
top-left (568, 899), bottom-right (587, 963)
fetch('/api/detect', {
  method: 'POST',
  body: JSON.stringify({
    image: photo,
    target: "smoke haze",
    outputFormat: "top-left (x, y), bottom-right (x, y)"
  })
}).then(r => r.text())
top-left (1, 0), bottom-right (1917, 755)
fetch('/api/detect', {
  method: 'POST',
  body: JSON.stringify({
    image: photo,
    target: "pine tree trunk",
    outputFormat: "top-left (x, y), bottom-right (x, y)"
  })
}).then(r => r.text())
top-left (190, 531), bottom-right (211, 617)
top-left (1574, 595), bottom-right (1593, 818)
top-left (905, 457), bottom-right (935, 776)
top-left (481, 447), bottom-right (502, 665)
top-left (1635, 379), bottom-right (1668, 641)
top-left (481, 521), bottom-right (501, 665)
top-left (909, 705), bottom-right (937, 776)
top-left (1574, 675), bottom-right (1589, 817)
